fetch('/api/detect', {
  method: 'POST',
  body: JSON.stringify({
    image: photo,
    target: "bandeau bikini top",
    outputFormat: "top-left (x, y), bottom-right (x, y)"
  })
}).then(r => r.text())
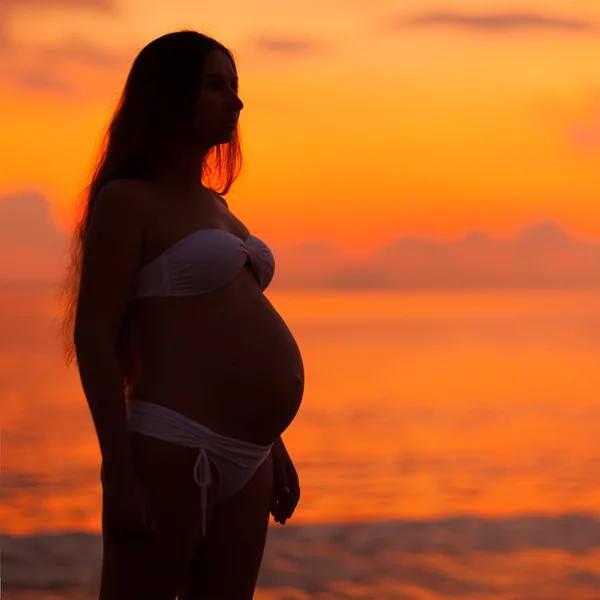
top-left (134, 228), bottom-right (275, 298)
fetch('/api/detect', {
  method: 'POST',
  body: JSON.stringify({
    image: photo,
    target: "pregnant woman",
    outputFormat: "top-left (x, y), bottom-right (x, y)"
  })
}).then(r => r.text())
top-left (61, 30), bottom-right (304, 599)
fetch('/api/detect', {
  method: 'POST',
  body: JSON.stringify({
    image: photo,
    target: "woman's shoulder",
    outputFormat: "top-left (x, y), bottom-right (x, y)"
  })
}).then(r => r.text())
top-left (92, 178), bottom-right (156, 221)
top-left (84, 179), bottom-right (160, 244)
top-left (96, 177), bottom-right (154, 203)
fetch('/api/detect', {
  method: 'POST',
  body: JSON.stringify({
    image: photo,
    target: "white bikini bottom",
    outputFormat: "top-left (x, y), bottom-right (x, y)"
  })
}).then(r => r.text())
top-left (125, 398), bottom-right (273, 536)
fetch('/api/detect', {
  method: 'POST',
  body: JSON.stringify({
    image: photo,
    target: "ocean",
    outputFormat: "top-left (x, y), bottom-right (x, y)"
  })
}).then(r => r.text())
top-left (1, 286), bottom-right (599, 599)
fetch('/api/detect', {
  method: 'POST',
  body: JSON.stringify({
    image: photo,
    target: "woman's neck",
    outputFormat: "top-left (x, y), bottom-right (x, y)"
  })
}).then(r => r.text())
top-left (153, 145), bottom-right (209, 192)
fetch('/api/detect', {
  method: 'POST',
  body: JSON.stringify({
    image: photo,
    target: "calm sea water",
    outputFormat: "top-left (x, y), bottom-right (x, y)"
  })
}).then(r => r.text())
top-left (2, 286), bottom-right (600, 598)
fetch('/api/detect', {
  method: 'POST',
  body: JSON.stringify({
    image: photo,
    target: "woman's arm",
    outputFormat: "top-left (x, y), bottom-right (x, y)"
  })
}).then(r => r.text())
top-left (74, 179), bottom-right (147, 474)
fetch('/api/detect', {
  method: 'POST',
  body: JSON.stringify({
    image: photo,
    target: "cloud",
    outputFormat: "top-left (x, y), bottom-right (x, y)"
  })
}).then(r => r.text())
top-left (0, 191), bottom-right (67, 249)
top-left (569, 106), bottom-right (600, 152)
top-left (0, 0), bottom-right (114, 44)
top-left (0, 191), bottom-right (68, 283)
top-left (395, 11), bottom-right (598, 33)
top-left (253, 35), bottom-right (327, 57)
top-left (39, 37), bottom-right (126, 69)
top-left (0, 0), bottom-right (123, 95)
top-left (0, 37), bottom-right (128, 94)
top-left (1, 192), bottom-right (598, 291)
top-left (0, 0), bottom-right (113, 10)
top-left (8, 70), bottom-right (74, 93)
top-left (270, 220), bottom-right (600, 290)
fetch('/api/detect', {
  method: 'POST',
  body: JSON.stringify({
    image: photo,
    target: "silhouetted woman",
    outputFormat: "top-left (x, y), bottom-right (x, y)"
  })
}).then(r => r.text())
top-left (61, 30), bottom-right (303, 600)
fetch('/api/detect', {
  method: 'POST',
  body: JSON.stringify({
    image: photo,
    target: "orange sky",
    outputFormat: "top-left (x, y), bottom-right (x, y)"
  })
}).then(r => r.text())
top-left (1, 0), bottom-right (600, 249)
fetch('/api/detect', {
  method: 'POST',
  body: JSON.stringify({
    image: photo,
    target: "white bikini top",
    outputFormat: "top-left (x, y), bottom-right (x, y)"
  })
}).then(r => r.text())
top-left (134, 228), bottom-right (275, 298)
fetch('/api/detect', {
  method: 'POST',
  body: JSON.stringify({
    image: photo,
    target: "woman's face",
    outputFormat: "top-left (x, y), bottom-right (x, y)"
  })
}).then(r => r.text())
top-left (194, 49), bottom-right (244, 147)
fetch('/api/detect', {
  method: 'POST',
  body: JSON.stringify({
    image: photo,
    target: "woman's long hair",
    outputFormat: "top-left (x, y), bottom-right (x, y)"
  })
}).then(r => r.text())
top-left (60, 30), bottom-right (243, 369)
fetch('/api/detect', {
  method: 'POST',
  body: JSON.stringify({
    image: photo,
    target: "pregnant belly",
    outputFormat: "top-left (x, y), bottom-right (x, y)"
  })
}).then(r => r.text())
top-left (133, 290), bottom-right (305, 444)
top-left (211, 334), bottom-right (305, 441)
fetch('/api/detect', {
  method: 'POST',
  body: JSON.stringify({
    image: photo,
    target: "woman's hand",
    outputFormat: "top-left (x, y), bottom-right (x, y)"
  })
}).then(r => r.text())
top-left (270, 436), bottom-right (300, 525)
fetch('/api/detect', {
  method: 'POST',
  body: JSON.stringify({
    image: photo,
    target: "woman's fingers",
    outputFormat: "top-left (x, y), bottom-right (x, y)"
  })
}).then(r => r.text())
top-left (274, 486), bottom-right (300, 523)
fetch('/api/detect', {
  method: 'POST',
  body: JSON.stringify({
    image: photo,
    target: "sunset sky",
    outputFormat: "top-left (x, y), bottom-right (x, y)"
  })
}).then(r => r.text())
top-left (4, 1), bottom-right (600, 553)
top-left (1, 0), bottom-right (600, 283)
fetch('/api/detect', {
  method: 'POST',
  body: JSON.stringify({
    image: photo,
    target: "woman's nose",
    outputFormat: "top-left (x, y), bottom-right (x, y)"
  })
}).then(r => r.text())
top-left (233, 96), bottom-right (244, 111)
top-left (228, 91), bottom-right (244, 111)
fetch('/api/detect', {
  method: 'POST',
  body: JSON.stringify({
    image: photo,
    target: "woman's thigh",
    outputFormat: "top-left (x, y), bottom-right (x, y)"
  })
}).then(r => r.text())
top-left (178, 451), bottom-right (274, 600)
top-left (99, 432), bottom-right (220, 600)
